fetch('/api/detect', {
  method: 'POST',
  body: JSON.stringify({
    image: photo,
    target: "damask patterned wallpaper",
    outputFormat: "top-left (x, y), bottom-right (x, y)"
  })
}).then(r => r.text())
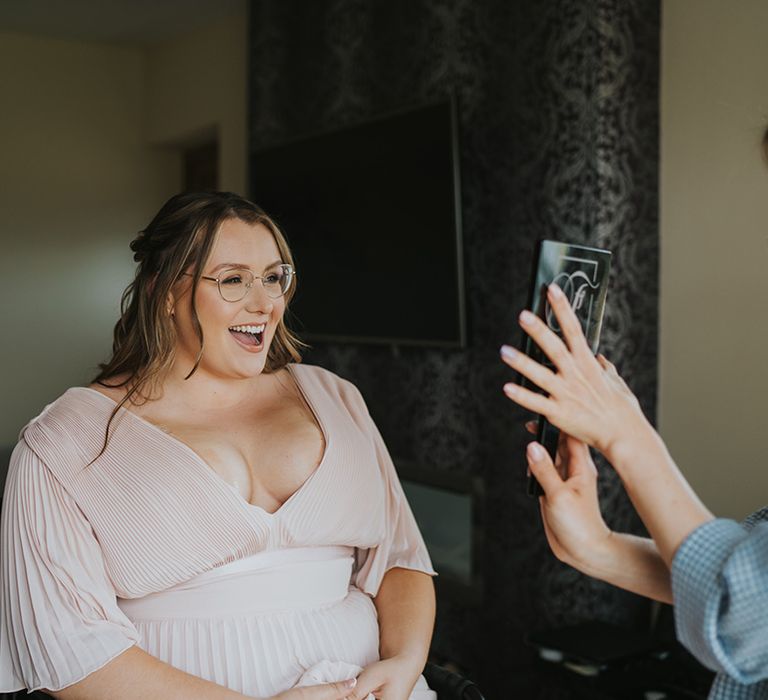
top-left (248, 0), bottom-right (660, 694)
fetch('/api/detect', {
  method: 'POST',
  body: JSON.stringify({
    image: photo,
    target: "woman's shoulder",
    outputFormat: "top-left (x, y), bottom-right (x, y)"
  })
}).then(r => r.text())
top-left (22, 385), bottom-right (112, 431)
top-left (18, 386), bottom-right (113, 474)
top-left (288, 363), bottom-right (372, 429)
top-left (289, 362), bottom-right (366, 405)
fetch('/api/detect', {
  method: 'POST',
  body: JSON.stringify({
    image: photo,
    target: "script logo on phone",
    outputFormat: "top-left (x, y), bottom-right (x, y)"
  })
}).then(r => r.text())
top-left (546, 259), bottom-right (603, 339)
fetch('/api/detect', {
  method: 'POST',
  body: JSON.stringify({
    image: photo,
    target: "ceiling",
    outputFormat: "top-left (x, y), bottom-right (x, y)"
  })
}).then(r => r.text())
top-left (0, 0), bottom-right (247, 46)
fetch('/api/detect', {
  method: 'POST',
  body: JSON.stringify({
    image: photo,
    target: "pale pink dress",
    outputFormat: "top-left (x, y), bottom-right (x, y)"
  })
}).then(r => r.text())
top-left (0, 363), bottom-right (437, 697)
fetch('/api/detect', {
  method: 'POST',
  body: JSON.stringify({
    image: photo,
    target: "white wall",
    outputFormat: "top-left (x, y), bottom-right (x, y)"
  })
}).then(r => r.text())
top-left (660, 0), bottom-right (768, 518)
top-left (0, 32), bottom-right (179, 446)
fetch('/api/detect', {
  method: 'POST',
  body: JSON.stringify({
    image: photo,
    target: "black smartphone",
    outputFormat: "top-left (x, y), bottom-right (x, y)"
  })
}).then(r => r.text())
top-left (520, 240), bottom-right (612, 496)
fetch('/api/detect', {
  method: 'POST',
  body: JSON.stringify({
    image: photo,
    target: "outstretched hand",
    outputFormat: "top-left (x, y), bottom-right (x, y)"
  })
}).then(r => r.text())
top-left (522, 422), bottom-right (676, 603)
top-left (507, 287), bottom-right (714, 573)
top-left (501, 283), bottom-right (646, 458)
top-left (523, 422), bottom-right (614, 573)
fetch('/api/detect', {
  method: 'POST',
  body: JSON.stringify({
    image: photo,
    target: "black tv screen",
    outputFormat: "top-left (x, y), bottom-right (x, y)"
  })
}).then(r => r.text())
top-left (249, 98), bottom-right (465, 347)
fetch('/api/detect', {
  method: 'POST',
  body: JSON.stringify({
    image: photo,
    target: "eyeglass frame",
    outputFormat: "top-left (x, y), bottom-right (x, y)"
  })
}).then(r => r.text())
top-left (182, 263), bottom-right (296, 302)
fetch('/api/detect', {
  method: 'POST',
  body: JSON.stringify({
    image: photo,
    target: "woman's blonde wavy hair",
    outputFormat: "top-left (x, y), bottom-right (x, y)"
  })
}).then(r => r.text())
top-left (90, 191), bottom-right (308, 461)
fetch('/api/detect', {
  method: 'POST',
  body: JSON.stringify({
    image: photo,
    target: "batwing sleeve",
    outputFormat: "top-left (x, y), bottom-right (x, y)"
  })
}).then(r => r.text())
top-left (671, 513), bottom-right (768, 684)
top-left (1, 439), bottom-right (140, 693)
top-left (347, 385), bottom-right (437, 597)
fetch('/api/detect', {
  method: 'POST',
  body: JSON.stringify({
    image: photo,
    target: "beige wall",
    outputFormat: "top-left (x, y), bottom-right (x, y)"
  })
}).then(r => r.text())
top-left (0, 14), bottom-right (248, 448)
top-left (660, 0), bottom-right (768, 518)
top-left (145, 14), bottom-right (248, 194)
top-left (0, 32), bottom-right (179, 446)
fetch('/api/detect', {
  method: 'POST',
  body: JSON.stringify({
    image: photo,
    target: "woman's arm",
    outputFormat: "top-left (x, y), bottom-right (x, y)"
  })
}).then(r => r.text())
top-left (602, 421), bottom-right (713, 568)
top-left (348, 568), bottom-right (435, 700)
top-left (525, 434), bottom-right (673, 603)
top-left (595, 533), bottom-right (673, 604)
top-left (48, 645), bottom-right (357, 700)
top-left (48, 646), bottom-right (250, 700)
top-left (375, 567), bottom-right (435, 670)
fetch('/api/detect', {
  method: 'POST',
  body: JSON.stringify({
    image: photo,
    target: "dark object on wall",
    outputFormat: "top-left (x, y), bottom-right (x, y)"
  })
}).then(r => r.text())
top-left (250, 98), bottom-right (466, 348)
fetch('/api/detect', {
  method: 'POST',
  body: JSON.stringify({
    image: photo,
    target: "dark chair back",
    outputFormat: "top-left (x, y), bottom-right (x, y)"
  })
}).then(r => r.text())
top-left (424, 662), bottom-right (486, 700)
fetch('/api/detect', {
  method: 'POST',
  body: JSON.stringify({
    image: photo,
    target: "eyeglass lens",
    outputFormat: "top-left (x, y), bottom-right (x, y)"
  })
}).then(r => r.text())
top-left (218, 266), bottom-right (292, 301)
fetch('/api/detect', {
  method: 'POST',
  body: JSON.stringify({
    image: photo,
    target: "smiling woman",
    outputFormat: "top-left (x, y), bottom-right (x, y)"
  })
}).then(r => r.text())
top-left (88, 194), bottom-right (305, 462)
top-left (0, 192), bottom-right (437, 700)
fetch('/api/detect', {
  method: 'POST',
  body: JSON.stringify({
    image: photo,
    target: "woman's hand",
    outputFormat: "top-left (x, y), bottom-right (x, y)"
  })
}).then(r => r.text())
top-left (525, 423), bottom-right (674, 602)
top-left (524, 424), bottom-right (615, 575)
top-left (272, 679), bottom-right (358, 700)
top-left (346, 655), bottom-right (423, 700)
top-left (501, 283), bottom-right (650, 459)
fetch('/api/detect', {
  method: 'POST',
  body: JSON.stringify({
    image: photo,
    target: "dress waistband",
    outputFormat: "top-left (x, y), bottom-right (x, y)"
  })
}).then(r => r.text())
top-left (118, 546), bottom-right (356, 620)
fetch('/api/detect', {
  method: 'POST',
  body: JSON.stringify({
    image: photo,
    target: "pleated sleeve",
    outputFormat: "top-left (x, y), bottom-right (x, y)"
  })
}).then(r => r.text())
top-left (350, 391), bottom-right (437, 597)
top-left (1, 439), bottom-right (140, 693)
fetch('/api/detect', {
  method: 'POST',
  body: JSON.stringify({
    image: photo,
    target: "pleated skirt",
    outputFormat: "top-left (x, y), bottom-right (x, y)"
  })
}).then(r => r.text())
top-left (117, 546), bottom-right (434, 699)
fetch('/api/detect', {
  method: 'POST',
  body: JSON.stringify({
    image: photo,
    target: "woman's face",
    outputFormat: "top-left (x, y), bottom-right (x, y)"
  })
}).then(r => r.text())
top-left (171, 217), bottom-right (287, 382)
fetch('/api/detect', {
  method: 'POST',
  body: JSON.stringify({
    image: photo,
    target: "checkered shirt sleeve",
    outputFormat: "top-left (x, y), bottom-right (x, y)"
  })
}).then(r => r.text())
top-left (672, 507), bottom-right (768, 698)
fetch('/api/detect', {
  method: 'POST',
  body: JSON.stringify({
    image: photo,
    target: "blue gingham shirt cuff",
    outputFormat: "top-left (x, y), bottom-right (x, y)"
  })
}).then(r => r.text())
top-left (672, 518), bottom-right (755, 678)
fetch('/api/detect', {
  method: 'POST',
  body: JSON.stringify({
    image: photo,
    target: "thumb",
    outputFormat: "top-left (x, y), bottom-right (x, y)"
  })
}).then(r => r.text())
top-left (526, 442), bottom-right (563, 496)
top-left (346, 678), bottom-right (378, 700)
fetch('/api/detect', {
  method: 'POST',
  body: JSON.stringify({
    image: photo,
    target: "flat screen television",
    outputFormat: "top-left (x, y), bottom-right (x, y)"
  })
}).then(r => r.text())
top-left (249, 97), bottom-right (466, 347)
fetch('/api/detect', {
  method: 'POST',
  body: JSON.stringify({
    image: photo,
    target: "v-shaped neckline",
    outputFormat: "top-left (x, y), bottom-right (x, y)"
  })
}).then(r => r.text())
top-left (75, 363), bottom-right (330, 517)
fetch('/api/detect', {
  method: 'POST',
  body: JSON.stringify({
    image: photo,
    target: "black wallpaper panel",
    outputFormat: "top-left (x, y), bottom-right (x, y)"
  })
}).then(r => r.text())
top-left (248, 1), bottom-right (660, 695)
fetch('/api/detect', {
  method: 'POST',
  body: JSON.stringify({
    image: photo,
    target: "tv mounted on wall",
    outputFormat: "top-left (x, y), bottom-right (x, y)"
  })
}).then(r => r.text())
top-left (249, 97), bottom-right (466, 348)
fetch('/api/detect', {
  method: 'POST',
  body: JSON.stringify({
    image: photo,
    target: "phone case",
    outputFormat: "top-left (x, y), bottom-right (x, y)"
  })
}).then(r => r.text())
top-left (521, 240), bottom-right (612, 496)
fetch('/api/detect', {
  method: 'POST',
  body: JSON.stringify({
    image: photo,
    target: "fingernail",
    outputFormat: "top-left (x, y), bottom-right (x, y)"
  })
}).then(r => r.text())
top-left (519, 310), bottom-right (535, 325)
top-left (343, 678), bottom-right (357, 688)
top-left (528, 442), bottom-right (545, 460)
top-left (504, 382), bottom-right (518, 395)
top-left (500, 345), bottom-right (517, 361)
top-left (548, 283), bottom-right (564, 298)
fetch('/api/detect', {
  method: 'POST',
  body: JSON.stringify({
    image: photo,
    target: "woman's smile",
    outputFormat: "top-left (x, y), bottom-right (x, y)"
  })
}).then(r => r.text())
top-left (228, 323), bottom-right (266, 352)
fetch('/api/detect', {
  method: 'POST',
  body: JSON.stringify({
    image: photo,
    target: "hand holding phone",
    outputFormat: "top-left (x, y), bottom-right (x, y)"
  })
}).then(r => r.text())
top-left (519, 240), bottom-right (612, 496)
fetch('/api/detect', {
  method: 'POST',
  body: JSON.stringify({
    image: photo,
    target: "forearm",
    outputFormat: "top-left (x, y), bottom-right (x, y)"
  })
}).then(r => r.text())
top-left (373, 567), bottom-right (435, 672)
top-left (606, 421), bottom-right (714, 568)
top-left (584, 532), bottom-right (673, 604)
top-left (48, 645), bottom-right (253, 700)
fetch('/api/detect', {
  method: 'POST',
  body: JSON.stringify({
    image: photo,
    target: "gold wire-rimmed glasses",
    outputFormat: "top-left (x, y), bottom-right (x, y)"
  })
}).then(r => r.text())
top-left (185, 264), bottom-right (295, 302)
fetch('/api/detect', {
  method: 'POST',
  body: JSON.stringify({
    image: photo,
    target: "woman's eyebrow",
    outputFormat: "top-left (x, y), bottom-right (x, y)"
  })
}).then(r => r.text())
top-left (209, 260), bottom-right (282, 273)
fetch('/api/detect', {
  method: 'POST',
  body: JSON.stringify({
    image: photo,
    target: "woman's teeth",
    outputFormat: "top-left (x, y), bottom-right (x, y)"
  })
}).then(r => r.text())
top-left (229, 324), bottom-right (265, 334)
